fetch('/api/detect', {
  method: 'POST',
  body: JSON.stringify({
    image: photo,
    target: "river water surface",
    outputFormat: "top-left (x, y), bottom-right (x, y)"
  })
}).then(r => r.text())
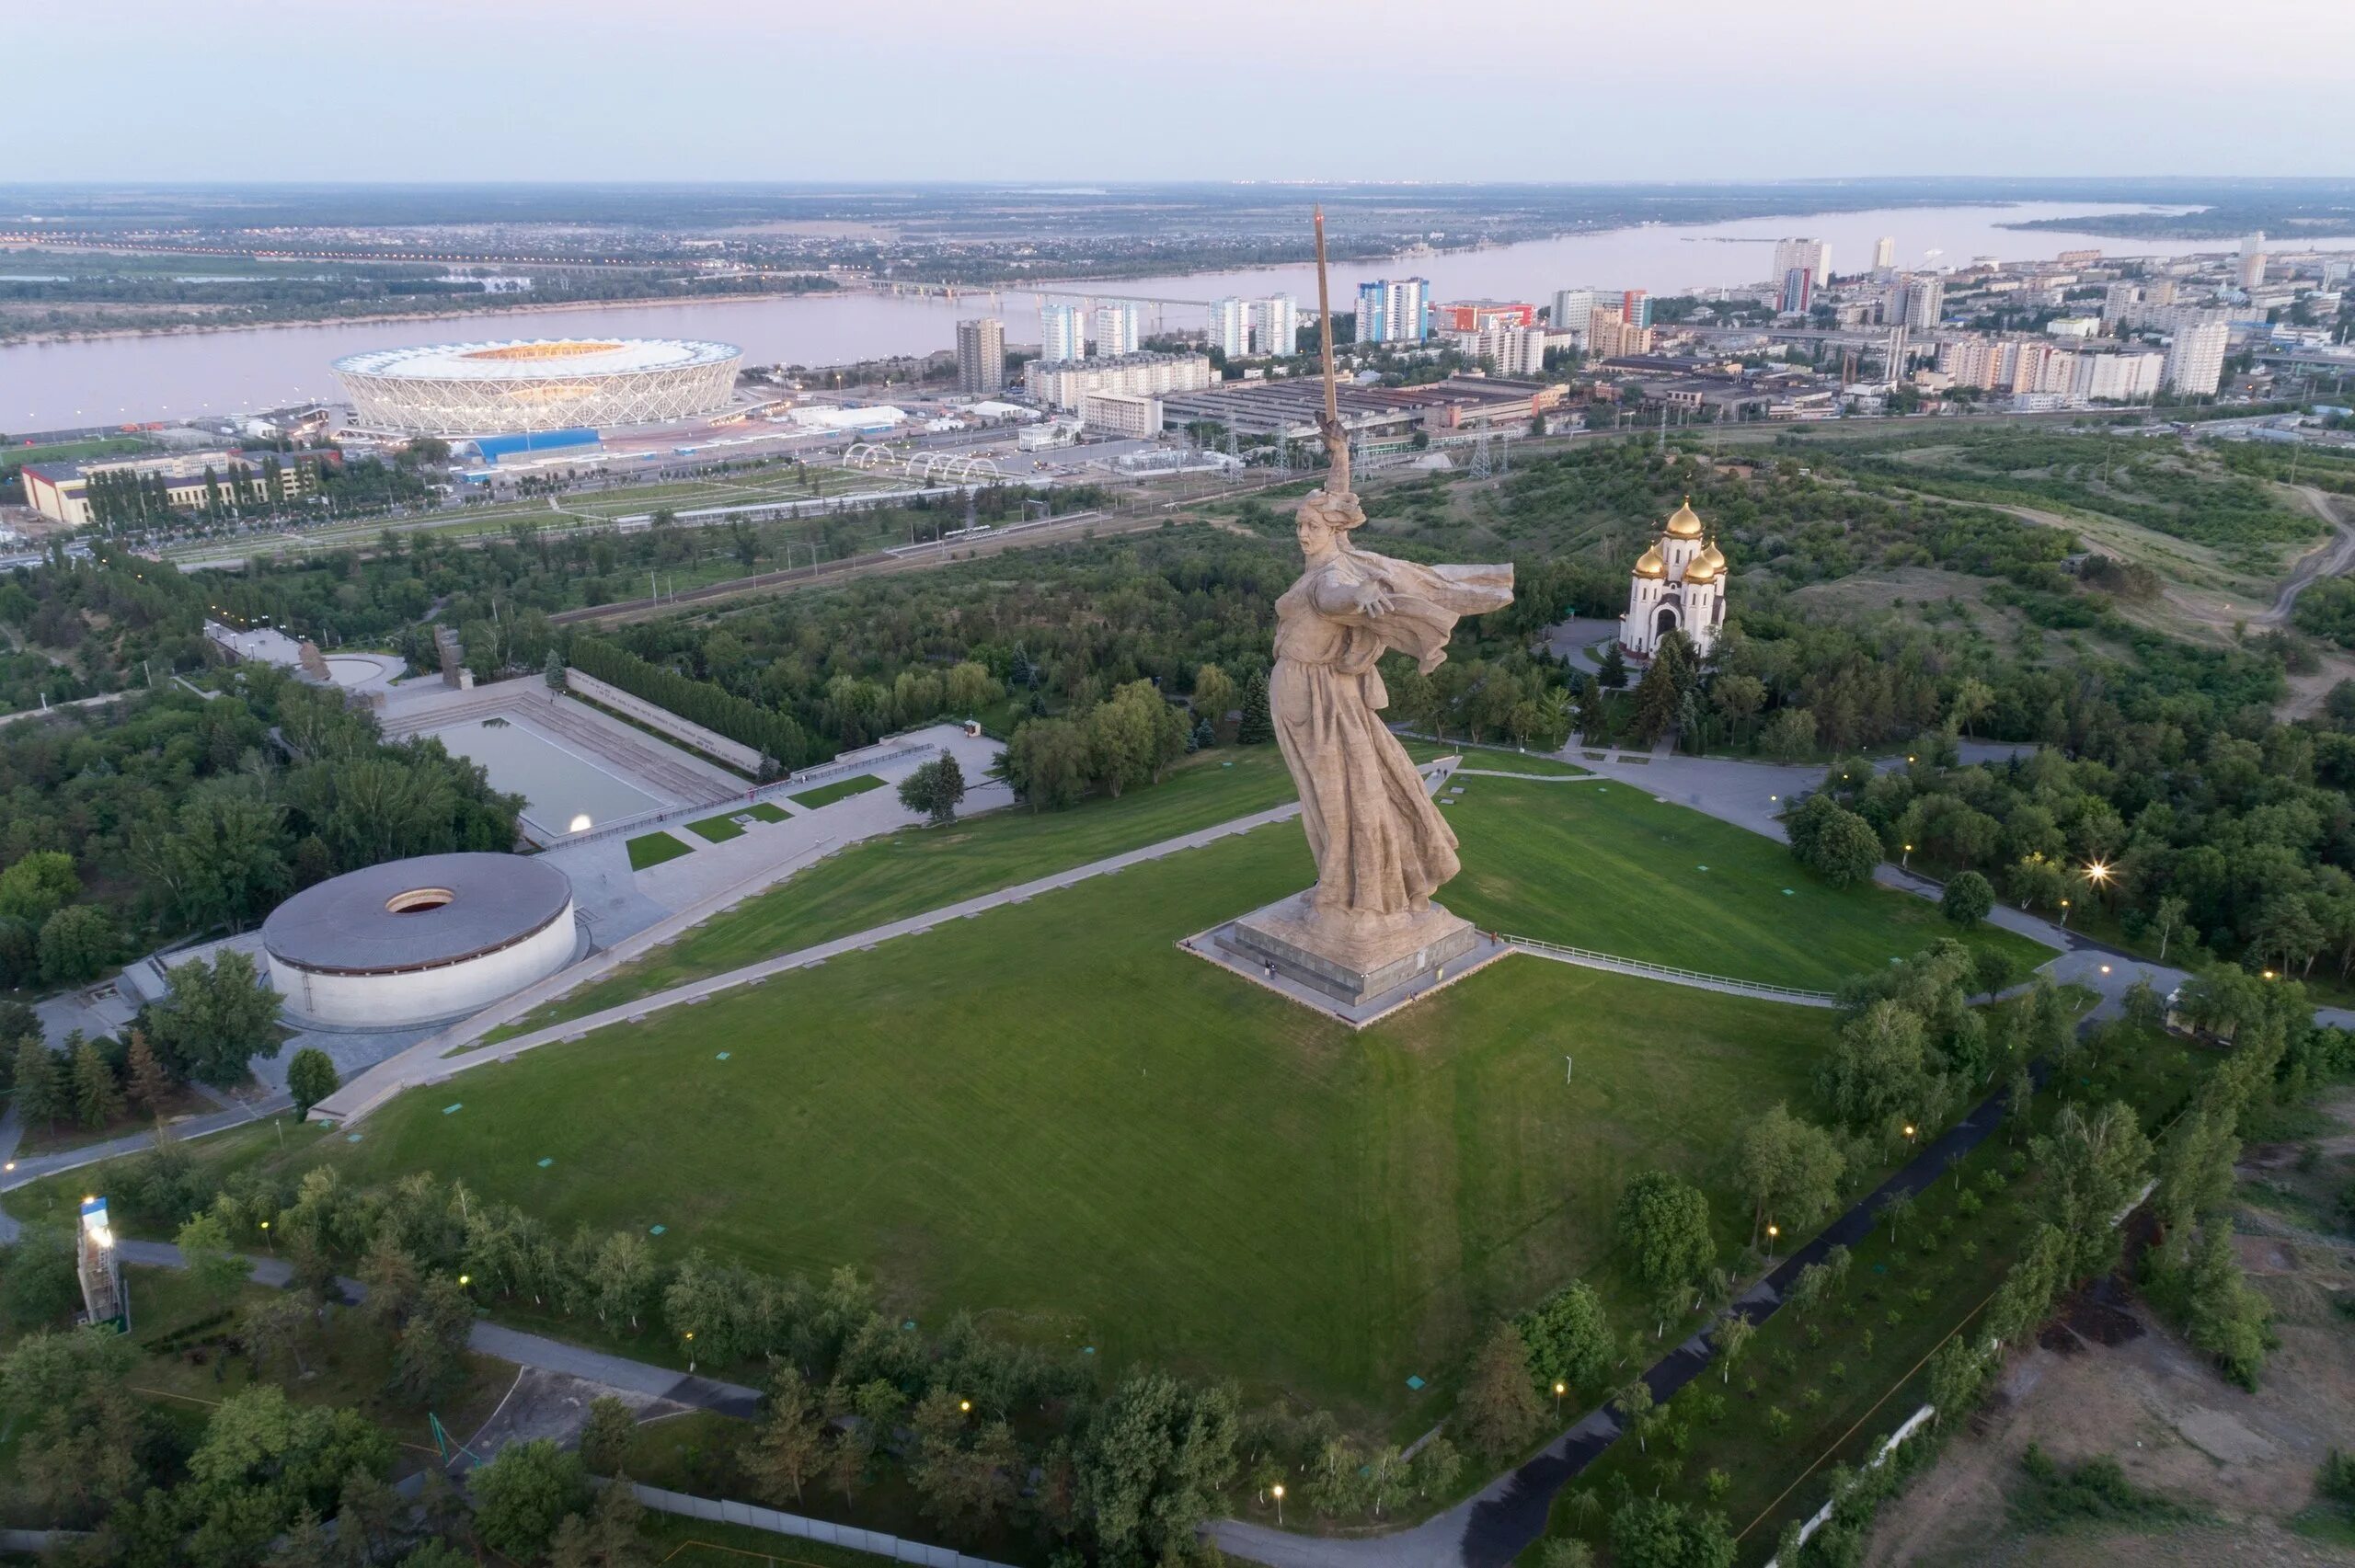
top-left (6, 201), bottom-right (2345, 431)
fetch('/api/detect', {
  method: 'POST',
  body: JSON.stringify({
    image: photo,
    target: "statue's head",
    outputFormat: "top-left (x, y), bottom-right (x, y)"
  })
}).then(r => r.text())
top-left (1295, 486), bottom-right (1364, 555)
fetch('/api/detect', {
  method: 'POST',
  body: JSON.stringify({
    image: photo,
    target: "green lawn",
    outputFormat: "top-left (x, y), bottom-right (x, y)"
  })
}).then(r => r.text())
top-left (1437, 773), bottom-right (2051, 991)
top-left (485, 747), bottom-right (1304, 1038)
top-left (290, 813), bottom-right (1845, 1431)
top-left (789, 773), bottom-right (887, 808)
top-left (686, 801), bottom-right (789, 843)
top-left (626, 830), bottom-right (695, 870)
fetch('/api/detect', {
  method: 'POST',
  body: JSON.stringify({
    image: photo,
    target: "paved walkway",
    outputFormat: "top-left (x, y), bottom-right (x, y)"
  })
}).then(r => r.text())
top-left (315, 782), bottom-right (1352, 1127)
top-left (107, 1235), bottom-right (761, 1419)
top-left (1212, 1054), bottom-right (2041, 1568)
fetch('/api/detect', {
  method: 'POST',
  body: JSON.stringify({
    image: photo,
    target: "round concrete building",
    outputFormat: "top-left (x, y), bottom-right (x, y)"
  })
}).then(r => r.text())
top-left (262, 853), bottom-right (578, 1028)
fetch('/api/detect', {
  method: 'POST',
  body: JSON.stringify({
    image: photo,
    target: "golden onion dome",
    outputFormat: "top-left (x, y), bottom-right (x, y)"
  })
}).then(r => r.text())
top-left (1664, 498), bottom-right (1704, 538)
top-left (1683, 555), bottom-right (1720, 584)
top-left (1695, 538), bottom-right (1728, 574)
top-left (1634, 544), bottom-right (1667, 578)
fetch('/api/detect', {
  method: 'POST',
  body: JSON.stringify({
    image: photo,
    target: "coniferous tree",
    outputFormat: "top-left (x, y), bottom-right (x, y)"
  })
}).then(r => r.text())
top-left (11, 1037), bottom-right (63, 1130)
top-left (70, 1039), bottom-right (123, 1129)
top-left (1235, 668), bottom-right (1273, 745)
top-left (125, 1029), bottom-right (175, 1116)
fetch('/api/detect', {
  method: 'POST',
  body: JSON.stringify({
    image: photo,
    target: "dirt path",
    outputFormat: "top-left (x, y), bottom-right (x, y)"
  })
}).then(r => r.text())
top-left (1865, 1098), bottom-right (2355, 1568)
top-left (2272, 486), bottom-right (2355, 626)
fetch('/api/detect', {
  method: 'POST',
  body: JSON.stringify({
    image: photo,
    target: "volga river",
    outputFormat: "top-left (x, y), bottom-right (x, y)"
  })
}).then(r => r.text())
top-left (4, 201), bottom-right (2343, 432)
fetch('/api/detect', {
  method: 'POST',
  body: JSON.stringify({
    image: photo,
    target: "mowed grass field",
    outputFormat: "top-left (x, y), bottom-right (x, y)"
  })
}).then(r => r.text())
top-left (318, 818), bottom-right (1839, 1429)
top-left (1437, 773), bottom-right (2051, 990)
top-left (489, 748), bottom-right (1304, 1036)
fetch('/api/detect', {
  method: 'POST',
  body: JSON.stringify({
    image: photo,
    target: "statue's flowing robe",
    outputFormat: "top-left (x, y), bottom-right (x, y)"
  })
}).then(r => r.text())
top-left (1270, 546), bottom-right (1513, 916)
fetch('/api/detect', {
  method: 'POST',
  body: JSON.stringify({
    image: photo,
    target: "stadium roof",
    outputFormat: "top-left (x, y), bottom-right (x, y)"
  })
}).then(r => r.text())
top-left (331, 338), bottom-right (739, 382)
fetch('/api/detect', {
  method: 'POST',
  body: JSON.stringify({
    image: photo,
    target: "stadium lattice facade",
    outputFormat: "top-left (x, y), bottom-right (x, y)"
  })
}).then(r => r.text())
top-left (332, 338), bottom-right (741, 435)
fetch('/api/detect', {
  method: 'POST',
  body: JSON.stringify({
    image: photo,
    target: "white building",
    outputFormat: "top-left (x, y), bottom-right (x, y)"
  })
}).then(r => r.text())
top-left (1550, 288), bottom-right (1595, 339)
top-left (1443, 326), bottom-right (1548, 376)
top-left (1091, 301), bottom-right (1143, 358)
top-left (2238, 233), bottom-right (2269, 290)
top-left (1207, 297), bottom-right (1253, 360)
top-left (1873, 235), bottom-right (1897, 271)
top-left (2101, 282), bottom-right (2142, 325)
top-left (1252, 295), bottom-right (1298, 357)
top-left (2163, 315), bottom-right (2230, 397)
top-left (1079, 391), bottom-right (1165, 439)
top-left (1025, 351), bottom-right (1212, 412)
top-left (1040, 303), bottom-right (1086, 364)
top-left (1356, 277), bottom-right (1430, 343)
top-left (1619, 498), bottom-right (1727, 660)
top-left (1773, 238), bottom-right (1834, 289)
top-left (1899, 277), bottom-right (1945, 330)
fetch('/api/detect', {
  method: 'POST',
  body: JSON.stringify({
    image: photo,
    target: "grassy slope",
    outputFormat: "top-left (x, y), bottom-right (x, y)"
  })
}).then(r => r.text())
top-left (316, 819), bottom-right (1839, 1429)
top-left (1439, 774), bottom-right (2051, 990)
top-left (491, 748), bottom-right (1304, 1036)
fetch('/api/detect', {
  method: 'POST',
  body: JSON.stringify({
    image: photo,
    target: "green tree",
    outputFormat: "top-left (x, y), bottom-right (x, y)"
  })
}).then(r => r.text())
top-left (11, 1037), bottom-right (63, 1129)
top-left (1457, 1322), bottom-right (1546, 1460)
top-left (1192, 665), bottom-right (1236, 732)
top-left (1630, 658), bottom-right (1680, 746)
top-left (1736, 1103), bottom-right (1845, 1249)
top-left (995, 716), bottom-right (1092, 811)
top-left (1236, 668), bottom-right (1274, 745)
top-left (745, 1367), bottom-right (826, 1505)
top-left (0, 851), bottom-right (78, 925)
top-left (1786, 794), bottom-right (1882, 888)
top-left (1514, 1280), bottom-right (1614, 1397)
top-left (178, 1213), bottom-right (250, 1310)
top-left (0, 1227), bottom-right (83, 1330)
top-left (284, 1048), bottom-right (338, 1119)
top-left (393, 1276), bottom-right (473, 1405)
top-left (148, 949), bottom-right (281, 1088)
top-left (2151, 894), bottom-right (2192, 961)
top-left (1941, 870), bottom-right (1995, 927)
top-left (1614, 1172), bottom-right (1717, 1334)
top-left (897, 754), bottom-right (968, 825)
top-left (2184, 1220), bottom-right (2274, 1388)
top-left (471, 1438), bottom-right (588, 1562)
top-left (1607, 1496), bottom-right (1736, 1568)
top-left (38, 904), bottom-right (115, 986)
top-left (580, 1393), bottom-right (635, 1477)
top-left (70, 1037), bottom-right (123, 1129)
top-left (1760, 706), bottom-right (1817, 762)
top-left (1073, 1369), bottom-right (1238, 1567)
top-left (1597, 642), bottom-right (1630, 692)
top-left (2032, 1100), bottom-right (2154, 1284)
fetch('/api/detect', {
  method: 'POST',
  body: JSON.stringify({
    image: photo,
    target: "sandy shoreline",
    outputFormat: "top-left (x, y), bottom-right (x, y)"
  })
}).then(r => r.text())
top-left (0, 285), bottom-right (844, 349)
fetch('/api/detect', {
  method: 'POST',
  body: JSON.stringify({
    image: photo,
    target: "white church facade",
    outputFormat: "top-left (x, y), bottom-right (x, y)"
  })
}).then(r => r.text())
top-left (1619, 498), bottom-right (1727, 660)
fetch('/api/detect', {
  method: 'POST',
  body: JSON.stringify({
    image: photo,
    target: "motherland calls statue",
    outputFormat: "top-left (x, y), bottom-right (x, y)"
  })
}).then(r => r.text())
top-left (1222, 212), bottom-right (1513, 1007)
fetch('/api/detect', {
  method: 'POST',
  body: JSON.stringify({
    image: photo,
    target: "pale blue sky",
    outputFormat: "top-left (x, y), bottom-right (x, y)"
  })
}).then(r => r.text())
top-left (11, 0), bottom-right (2350, 184)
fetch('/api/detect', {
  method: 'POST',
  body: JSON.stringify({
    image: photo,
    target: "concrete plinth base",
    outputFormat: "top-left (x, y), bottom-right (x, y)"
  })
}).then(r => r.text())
top-left (1223, 892), bottom-right (1481, 1005)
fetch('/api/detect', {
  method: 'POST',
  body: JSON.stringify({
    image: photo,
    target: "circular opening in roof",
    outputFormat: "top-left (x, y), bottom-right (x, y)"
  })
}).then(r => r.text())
top-left (461, 341), bottom-right (624, 362)
top-left (384, 887), bottom-right (455, 915)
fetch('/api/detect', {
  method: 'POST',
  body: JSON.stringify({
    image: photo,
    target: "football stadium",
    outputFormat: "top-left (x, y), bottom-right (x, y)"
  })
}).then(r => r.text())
top-left (332, 337), bottom-right (741, 435)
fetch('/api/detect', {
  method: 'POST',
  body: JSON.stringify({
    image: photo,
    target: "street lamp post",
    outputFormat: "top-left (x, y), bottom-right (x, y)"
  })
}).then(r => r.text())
top-left (1272, 1483), bottom-right (1284, 1526)
top-left (1554, 1379), bottom-right (1567, 1416)
top-left (2058, 898), bottom-right (2071, 929)
top-left (1901, 842), bottom-right (1913, 869)
top-left (1764, 1223), bottom-right (1779, 1264)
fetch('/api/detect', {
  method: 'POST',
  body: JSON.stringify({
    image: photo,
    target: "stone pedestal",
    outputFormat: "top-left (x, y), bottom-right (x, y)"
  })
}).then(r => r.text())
top-left (1220, 891), bottom-right (1482, 1008)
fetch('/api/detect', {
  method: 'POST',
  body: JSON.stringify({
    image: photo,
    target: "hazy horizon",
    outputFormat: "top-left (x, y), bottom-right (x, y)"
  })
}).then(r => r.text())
top-left (11, 0), bottom-right (2352, 185)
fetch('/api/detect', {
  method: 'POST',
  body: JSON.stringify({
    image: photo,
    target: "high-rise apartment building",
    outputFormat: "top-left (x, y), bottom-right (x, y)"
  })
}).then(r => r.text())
top-left (1091, 301), bottom-right (1142, 358)
top-left (1773, 238), bottom-right (1834, 290)
top-left (954, 317), bottom-right (1005, 395)
top-left (1252, 296), bottom-right (1298, 357)
top-left (1550, 288), bottom-right (1596, 338)
top-left (2100, 282), bottom-right (2142, 326)
top-left (1873, 235), bottom-right (1897, 271)
top-left (1355, 278), bottom-right (1430, 343)
top-left (1899, 277), bottom-right (1945, 331)
top-left (2238, 233), bottom-right (2268, 290)
top-left (1207, 298), bottom-right (1253, 360)
top-left (2163, 315), bottom-right (2230, 397)
top-left (1040, 303), bottom-right (1086, 364)
top-left (1621, 289), bottom-right (1651, 329)
top-left (1779, 269), bottom-right (1813, 315)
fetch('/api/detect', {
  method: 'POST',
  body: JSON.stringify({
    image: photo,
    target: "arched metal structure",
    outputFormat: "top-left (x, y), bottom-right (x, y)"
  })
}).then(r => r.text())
top-left (333, 338), bottom-right (741, 435)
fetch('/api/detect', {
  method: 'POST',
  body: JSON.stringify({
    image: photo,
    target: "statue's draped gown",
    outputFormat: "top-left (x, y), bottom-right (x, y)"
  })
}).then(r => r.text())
top-left (1271, 544), bottom-right (1513, 917)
